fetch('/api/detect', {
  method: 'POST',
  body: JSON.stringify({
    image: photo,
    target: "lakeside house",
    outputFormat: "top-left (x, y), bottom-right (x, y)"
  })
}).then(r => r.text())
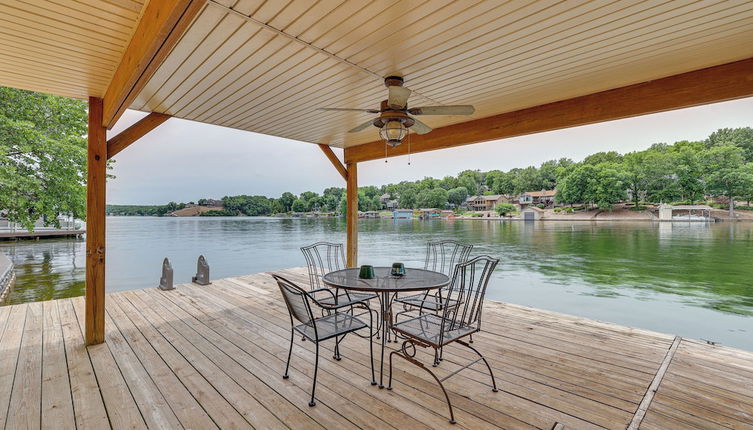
top-left (464, 195), bottom-right (508, 211)
top-left (519, 189), bottom-right (557, 207)
top-left (380, 193), bottom-right (398, 210)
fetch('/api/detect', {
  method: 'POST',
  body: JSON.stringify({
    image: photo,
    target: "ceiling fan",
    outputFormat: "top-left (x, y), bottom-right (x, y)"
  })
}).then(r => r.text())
top-left (318, 76), bottom-right (475, 146)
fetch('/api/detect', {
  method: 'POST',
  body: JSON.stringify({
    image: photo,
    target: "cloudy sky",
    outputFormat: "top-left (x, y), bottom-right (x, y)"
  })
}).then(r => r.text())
top-left (107, 97), bottom-right (753, 205)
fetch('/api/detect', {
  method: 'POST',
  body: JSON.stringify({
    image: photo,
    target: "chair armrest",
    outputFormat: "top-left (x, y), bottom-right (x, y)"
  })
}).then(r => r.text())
top-left (308, 288), bottom-right (337, 300)
top-left (314, 297), bottom-right (371, 311)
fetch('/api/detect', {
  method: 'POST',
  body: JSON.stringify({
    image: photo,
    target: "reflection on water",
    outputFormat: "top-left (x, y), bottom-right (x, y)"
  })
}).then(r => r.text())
top-left (0, 217), bottom-right (751, 351)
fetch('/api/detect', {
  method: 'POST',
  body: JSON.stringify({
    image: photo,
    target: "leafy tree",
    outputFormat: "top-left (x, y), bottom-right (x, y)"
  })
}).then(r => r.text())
top-left (447, 187), bottom-right (468, 206)
top-left (398, 184), bottom-right (419, 209)
top-left (415, 188), bottom-right (448, 208)
top-left (738, 163), bottom-right (753, 206)
top-left (0, 87), bottom-right (88, 230)
top-left (291, 199), bottom-right (307, 212)
top-left (221, 195), bottom-right (271, 216)
top-left (557, 164), bottom-right (598, 206)
top-left (593, 164), bottom-right (626, 210)
top-left (458, 170), bottom-right (482, 196)
top-left (703, 144), bottom-right (748, 215)
top-left (674, 146), bottom-right (705, 203)
top-left (437, 175), bottom-right (459, 190)
top-left (513, 166), bottom-right (543, 194)
top-left (583, 151), bottom-right (623, 165)
top-left (360, 185), bottom-right (380, 199)
top-left (537, 160), bottom-right (561, 190)
top-left (496, 203), bottom-right (516, 216)
top-left (269, 199), bottom-right (285, 214)
top-left (322, 187), bottom-right (344, 200)
top-left (642, 151), bottom-right (679, 203)
top-left (622, 152), bottom-right (648, 207)
top-left (706, 127), bottom-right (753, 161)
top-left (299, 191), bottom-right (318, 202)
top-left (278, 192), bottom-right (296, 212)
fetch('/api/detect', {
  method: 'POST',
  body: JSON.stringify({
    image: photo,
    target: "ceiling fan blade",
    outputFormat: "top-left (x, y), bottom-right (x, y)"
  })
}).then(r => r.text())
top-left (409, 117), bottom-right (432, 134)
top-left (388, 86), bottom-right (412, 109)
top-left (408, 105), bottom-right (475, 115)
top-left (348, 119), bottom-right (375, 133)
top-left (319, 107), bottom-right (380, 113)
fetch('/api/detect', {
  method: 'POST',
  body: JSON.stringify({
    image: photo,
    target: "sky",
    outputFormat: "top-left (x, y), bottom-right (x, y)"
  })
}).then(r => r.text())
top-left (107, 97), bottom-right (753, 205)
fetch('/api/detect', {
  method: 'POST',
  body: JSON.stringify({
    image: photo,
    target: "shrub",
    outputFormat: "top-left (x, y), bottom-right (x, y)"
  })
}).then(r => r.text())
top-left (496, 203), bottom-right (517, 216)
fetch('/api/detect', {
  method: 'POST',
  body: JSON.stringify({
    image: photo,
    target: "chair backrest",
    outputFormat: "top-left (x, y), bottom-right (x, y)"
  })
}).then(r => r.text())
top-left (440, 255), bottom-right (499, 338)
top-left (424, 240), bottom-right (473, 277)
top-left (272, 274), bottom-right (316, 329)
top-left (301, 242), bottom-right (346, 290)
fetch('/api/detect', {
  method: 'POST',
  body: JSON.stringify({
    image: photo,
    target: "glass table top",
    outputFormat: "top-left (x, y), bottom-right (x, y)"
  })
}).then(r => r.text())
top-left (322, 267), bottom-right (450, 293)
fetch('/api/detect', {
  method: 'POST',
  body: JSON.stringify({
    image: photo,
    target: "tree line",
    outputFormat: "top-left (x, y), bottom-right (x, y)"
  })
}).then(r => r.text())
top-left (106, 127), bottom-right (753, 218)
top-left (3, 85), bottom-right (752, 223)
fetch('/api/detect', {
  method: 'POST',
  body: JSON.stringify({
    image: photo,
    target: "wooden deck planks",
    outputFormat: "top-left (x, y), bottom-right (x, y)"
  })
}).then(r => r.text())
top-left (0, 268), bottom-right (751, 429)
top-left (7, 301), bottom-right (43, 429)
top-left (40, 300), bottom-right (75, 429)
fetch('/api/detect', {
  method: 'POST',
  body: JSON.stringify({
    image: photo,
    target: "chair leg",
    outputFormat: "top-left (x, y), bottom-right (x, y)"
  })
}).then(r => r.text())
top-left (457, 339), bottom-right (498, 392)
top-left (369, 317), bottom-right (377, 385)
top-left (388, 349), bottom-right (456, 424)
top-left (373, 307), bottom-right (380, 339)
top-left (333, 335), bottom-right (342, 360)
top-left (283, 329), bottom-right (294, 379)
top-left (310, 342), bottom-right (320, 406)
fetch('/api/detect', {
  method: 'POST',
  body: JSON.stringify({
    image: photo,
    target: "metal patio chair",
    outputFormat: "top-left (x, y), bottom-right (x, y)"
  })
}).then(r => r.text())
top-left (273, 274), bottom-right (376, 407)
top-left (301, 241), bottom-right (378, 306)
top-left (387, 256), bottom-right (500, 424)
top-left (394, 240), bottom-right (473, 315)
top-left (393, 240), bottom-right (473, 358)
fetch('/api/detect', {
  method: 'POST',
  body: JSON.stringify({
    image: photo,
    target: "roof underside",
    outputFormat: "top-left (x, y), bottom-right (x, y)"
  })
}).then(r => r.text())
top-left (3, 1), bottom-right (753, 148)
top-left (0, 0), bottom-right (145, 99)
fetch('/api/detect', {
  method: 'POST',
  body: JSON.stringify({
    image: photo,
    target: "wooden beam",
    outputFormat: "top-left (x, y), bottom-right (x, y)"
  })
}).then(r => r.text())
top-left (345, 57), bottom-right (753, 163)
top-left (628, 336), bottom-right (682, 429)
top-left (107, 113), bottom-right (171, 159)
top-left (86, 97), bottom-right (107, 345)
top-left (346, 162), bottom-right (358, 267)
top-left (318, 144), bottom-right (348, 181)
top-left (102, 0), bottom-right (205, 129)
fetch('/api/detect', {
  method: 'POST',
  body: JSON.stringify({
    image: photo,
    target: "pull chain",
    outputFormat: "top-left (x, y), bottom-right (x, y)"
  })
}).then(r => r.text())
top-left (407, 129), bottom-right (411, 165)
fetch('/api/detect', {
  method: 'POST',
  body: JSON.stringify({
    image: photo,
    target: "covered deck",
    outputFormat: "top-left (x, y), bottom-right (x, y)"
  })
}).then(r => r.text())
top-left (3, 2), bottom-right (753, 429)
top-left (1, 267), bottom-right (751, 429)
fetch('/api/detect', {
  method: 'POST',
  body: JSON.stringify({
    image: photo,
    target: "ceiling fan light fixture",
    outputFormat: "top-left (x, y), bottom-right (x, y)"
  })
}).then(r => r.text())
top-left (379, 119), bottom-right (407, 146)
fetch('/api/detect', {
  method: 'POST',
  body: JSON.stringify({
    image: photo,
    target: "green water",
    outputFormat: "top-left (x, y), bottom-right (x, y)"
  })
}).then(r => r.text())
top-left (1, 217), bottom-right (751, 350)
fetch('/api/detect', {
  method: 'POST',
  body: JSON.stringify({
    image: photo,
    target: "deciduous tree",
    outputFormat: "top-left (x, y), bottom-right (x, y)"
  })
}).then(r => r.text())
top-left (0, 87), bottom-right (88, 230)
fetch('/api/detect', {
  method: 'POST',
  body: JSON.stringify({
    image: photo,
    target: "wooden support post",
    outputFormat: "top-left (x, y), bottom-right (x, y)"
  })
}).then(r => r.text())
top-left (346, 162), bottom-right (358, 267)
top-left (86, 97), bottom-right (107, 345)
top-left (103, 0), bottom-right (205, 128)
top-left (107, 112), bottom-right (171, 159)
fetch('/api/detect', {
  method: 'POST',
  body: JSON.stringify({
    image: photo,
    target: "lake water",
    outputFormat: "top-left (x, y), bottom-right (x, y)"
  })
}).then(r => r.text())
top-left (1, 217), bottom-right (752, 351)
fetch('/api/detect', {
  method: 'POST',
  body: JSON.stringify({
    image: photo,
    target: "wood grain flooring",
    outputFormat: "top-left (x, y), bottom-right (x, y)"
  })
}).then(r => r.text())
top-left (0, 267), bottom-right (750, 429)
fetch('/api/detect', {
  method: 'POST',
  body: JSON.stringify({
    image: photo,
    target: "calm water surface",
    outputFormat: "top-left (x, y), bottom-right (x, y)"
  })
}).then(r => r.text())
top-left (1, 217), bottom-right (752, 351)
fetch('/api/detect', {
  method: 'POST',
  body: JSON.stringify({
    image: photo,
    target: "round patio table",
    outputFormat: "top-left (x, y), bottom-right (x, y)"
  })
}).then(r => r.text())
top-left (322, 267), bottom-right (450, 388)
